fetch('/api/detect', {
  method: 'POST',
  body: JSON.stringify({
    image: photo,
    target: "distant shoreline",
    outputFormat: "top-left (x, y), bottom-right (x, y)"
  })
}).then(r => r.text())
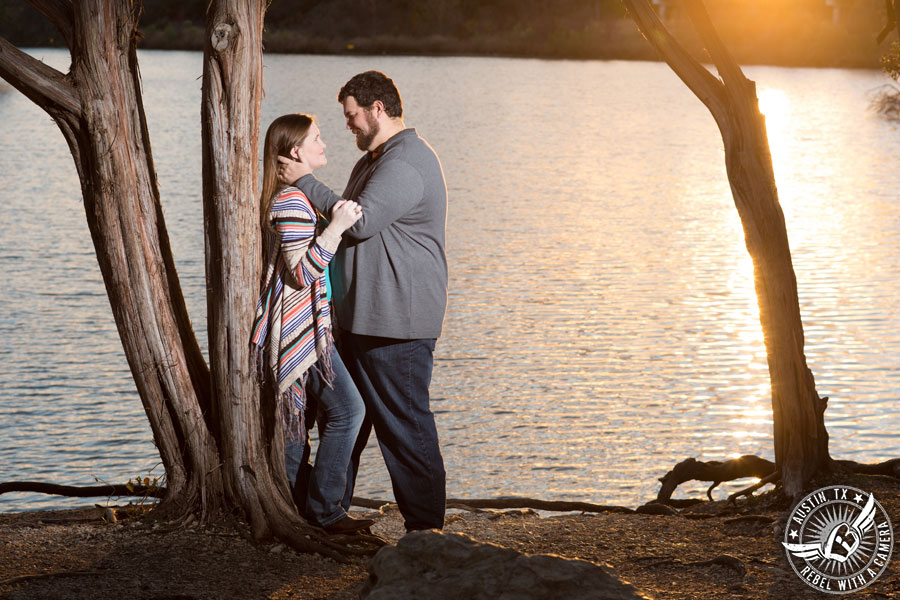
top-left (12, 19), bottom-right (884, 71)
top-left (145, 22), bottom-right (887, 70)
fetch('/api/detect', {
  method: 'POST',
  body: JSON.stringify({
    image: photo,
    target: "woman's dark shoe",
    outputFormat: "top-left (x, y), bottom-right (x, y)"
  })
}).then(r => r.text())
top-left (323, 514), bottom-right (376, 535)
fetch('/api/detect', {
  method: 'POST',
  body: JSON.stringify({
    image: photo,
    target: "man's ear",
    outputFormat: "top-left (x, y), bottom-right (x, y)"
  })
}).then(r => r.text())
top-left (371, 100), bottom-right (385, 118)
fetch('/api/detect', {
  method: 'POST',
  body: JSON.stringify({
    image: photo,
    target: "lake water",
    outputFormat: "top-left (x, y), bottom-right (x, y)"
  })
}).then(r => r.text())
top-left (2, 50), bottom-right (899, 513)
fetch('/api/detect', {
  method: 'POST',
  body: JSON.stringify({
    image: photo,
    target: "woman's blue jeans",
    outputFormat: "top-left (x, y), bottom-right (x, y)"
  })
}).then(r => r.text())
top-left (284, 346), bottom-right (365, 528)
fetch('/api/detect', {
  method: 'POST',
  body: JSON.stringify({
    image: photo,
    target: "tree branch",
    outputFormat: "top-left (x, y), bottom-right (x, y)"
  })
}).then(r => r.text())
top-left (727, 470), bottom-right (782, 503)
top-left (894, 0), bottom-right (900, 45)
top-left (0, 481), bottom-right (163, 498)
top-left (26, 0), bottom-right (76, 51)
top-left (622, 0), bottom-right (727, 118)
top-left (656, 455), bottom-right (777, 503)
top-left (876, 0), bottom-right (895, 44)
top-left (0, 36), bottom-right (80, 118)
top-left (835, 458), bottom-right (900, 479)
top-left (682, 0), bottom-right (754, 104)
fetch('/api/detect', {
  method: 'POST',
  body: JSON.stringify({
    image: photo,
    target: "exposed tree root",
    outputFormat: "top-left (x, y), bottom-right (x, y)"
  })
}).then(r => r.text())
top-left (349, 496), bottom-right (394, 510)
top-left (265, 513), bottom-right (379, 562)
top-left (656, 455), bottom-right (900, 506)
top-left (634, 502), bottom-right (680, 516)
top-left (835, 458), bottom-right (900, 479)
top-left (656, 455), bottom-right (776, 504)
top-left (727, 470), bottom-right (781, 504)
top-left (352, 496), bottom-right (635, 514)
top-left (0, 482), bottom-right (163, 498)
top-left (446, 497), bottom-right (635, 514)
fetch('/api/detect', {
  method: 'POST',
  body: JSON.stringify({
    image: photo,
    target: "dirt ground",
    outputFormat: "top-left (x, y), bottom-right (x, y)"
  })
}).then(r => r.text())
top-left (1, 473), bottom-right (898, 599)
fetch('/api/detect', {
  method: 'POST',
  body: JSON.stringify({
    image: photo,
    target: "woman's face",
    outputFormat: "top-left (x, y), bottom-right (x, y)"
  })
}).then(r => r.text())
top-left (292, 123), bottom-right (327, 170)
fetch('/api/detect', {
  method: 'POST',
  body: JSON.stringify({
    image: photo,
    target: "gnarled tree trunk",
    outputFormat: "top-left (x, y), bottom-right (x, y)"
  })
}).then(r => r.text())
top-left (199, 0), bottom-right (312, 543)
top-left (622, 0), bottom-right (830, 499)
top-left (0, 1), bottom-right (369, 558)
top-left (0, 0), bottom-right (222, 519)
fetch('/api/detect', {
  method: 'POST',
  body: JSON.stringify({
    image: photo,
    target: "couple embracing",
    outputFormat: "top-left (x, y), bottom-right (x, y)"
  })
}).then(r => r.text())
top-left (250, 71), bottom-right (448, 534)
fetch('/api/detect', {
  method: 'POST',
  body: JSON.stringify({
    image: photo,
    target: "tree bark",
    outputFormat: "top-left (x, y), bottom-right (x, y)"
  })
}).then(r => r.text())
top-left (1, 1), bottom-right (223, 517)
top-left (197, 5), bottom-right (373, 559)
top-left (1, 2), bottom-right (375, 558)
top-left (622, 0), bottom-right (830, 499)
top-left (201, 0), bottom-right (291, 539)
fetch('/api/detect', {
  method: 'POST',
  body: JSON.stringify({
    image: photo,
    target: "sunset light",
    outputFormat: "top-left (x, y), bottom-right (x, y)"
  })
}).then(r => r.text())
top-left (3, 1), bottom-right (900, 597)
top-left (757, 88), bottom-right (791, 133)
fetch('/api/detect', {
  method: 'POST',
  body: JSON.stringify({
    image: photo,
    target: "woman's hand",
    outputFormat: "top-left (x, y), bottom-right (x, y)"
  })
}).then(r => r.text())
top-left (277, 155), bottom-right (311, 184)
top-left (327, 199), bottom-right (363, 234)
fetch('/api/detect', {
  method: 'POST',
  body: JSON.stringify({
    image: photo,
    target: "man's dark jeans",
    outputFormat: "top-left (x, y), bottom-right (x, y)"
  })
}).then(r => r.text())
top-left (338, 332), bottom-right (446, 531)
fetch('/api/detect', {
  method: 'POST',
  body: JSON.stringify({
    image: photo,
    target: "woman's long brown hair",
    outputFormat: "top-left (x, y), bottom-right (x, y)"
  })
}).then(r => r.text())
top-left (259, 114), bottom-right (314, 248)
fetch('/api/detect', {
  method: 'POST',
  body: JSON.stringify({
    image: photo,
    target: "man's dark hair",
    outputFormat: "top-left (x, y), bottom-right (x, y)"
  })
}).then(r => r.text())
top-left (338, 71), bottom-right (403, 118)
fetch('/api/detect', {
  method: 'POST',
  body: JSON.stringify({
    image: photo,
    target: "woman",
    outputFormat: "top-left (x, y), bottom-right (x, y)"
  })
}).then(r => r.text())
top-left (251, 113), bottom-right (372, 535)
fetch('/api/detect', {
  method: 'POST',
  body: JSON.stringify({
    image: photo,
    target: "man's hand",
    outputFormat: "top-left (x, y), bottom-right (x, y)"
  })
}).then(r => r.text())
top-left (277, 155), bottom-right (312, 184)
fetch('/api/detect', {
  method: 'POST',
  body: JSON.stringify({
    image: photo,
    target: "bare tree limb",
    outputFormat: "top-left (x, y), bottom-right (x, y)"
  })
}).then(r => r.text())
top-left (894, 0), bottom-right (900, 43)
top-left (656, 455), bottom-right (777, 503)
top-left (26, 0), bottom-right (76, 51)
top-left (682, 0), bottom-right (758, 120)
top-left (0, 36), bottom-right (79, 117)
top-left (876, 0), bottom-right (895, 43)
top-left (623, 1), bottom-right (727, 118)
top-left (0, 481), bottom-right (162, 498)
top-left (681, 0), bottom-right (739, 85)
top-left (835, 458), bottom-right (900, 479)
top-left (625, 0), bottom-right (826, 502)
top-left (727, 470), bottom-right (782, 503)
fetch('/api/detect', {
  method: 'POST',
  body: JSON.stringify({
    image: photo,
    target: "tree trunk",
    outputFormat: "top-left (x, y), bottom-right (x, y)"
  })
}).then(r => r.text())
top-left (0, 0), bottom-right (223, 519)
top-left (200, 0), bottom-right (298, 539)
top-left (622, 0), bottom-right (830, 499)
top-left (1, 1), bottom-right (369, 558)
top-left (197, 5), bottom-right (368, 559)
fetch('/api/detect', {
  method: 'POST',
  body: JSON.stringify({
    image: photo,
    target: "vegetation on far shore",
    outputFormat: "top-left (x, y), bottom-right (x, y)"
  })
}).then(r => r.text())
top-left (0, 0), bottom-right (895, 68)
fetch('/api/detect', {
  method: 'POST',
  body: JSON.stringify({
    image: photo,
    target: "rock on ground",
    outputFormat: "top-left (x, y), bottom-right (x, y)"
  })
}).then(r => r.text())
top-left (360, 529), bottom-right (649, 600)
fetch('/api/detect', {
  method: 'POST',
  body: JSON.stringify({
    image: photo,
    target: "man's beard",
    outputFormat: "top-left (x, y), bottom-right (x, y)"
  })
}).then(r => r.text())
top-left (355, 112), bottom-right (380, 151)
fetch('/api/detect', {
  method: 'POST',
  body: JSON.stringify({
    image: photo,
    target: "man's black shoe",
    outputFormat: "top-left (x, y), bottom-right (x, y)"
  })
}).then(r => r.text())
top-left (323, 514), bottom-right (375, 535)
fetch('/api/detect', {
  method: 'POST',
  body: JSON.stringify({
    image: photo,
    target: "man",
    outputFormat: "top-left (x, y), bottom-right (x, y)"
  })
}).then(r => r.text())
top-left (278, 71), bottom-right (448, 531)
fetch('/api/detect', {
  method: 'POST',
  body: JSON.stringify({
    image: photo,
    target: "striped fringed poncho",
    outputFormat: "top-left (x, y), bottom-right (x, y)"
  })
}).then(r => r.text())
top-left (250, 186), bottom-right (342, 440)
